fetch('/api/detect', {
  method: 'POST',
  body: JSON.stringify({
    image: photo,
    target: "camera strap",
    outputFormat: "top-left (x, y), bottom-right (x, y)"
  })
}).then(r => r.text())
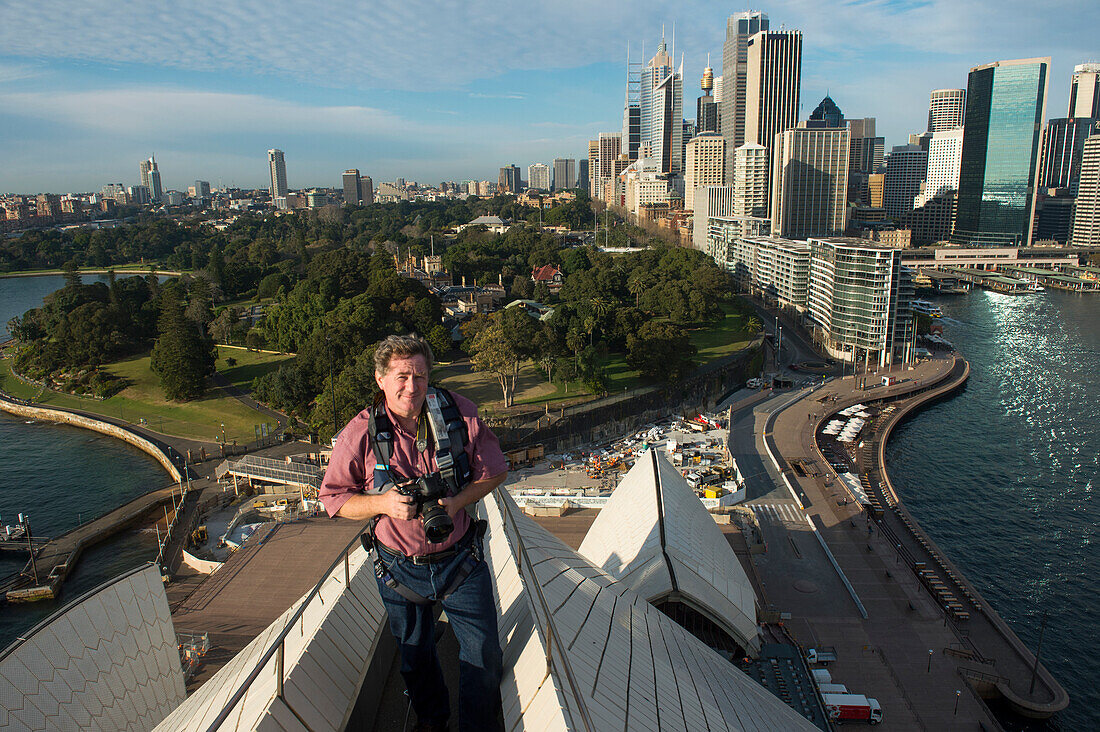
top-left (363, 520), bottom-right (488, 606)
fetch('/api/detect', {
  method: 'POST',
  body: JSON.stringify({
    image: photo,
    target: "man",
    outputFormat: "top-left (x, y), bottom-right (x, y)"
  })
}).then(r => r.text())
top-left (320, 335), bottom-right (507, 732)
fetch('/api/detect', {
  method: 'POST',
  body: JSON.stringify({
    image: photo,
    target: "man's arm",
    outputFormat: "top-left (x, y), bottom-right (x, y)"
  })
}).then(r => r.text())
top-left (336, 489), bottom-right (416, 521)
top-left (440, 470), bottom-right (508, 518)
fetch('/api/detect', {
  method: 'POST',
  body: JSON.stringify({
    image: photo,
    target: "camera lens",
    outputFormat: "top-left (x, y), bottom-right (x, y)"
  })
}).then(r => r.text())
top-left (421, 503), bottom-right (454, 544)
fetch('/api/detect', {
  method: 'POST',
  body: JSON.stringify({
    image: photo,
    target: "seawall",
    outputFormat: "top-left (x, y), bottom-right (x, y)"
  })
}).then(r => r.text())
top-left (0, 393), bottom-right (182, 483)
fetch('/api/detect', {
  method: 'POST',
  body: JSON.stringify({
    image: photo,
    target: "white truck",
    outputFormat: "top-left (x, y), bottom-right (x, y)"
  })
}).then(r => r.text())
top-left (822, 693), bottom-right (883, 725)
top-left (806, 646), bottom-right (838, 665)
top-left (817, 683), bottom-right (849, 694)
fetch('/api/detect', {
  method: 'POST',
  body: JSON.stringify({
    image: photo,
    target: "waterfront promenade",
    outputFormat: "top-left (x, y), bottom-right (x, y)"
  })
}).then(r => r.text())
top-left (764, 354), bottom-right (1068, 727)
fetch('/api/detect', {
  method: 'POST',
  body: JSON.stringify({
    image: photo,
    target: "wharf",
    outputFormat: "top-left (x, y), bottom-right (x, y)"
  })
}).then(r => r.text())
top-left (0, 482), bottom-right (185, 601)
top-left (765, 355), bottom-right (1069, 725)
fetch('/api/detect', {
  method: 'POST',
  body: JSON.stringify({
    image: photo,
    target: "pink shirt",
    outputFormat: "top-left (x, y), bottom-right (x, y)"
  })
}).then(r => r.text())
top-left (319, 390), bottom-right (508, 556)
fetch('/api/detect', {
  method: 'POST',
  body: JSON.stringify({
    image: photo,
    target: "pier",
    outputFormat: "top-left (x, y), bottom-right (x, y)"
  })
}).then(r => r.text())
top-left (0, 482), bottom-right (186, 602)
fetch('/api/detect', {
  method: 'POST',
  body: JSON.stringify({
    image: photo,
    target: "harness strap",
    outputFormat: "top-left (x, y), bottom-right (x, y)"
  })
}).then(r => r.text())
top-left (362, 520), bottom-right (487, 606)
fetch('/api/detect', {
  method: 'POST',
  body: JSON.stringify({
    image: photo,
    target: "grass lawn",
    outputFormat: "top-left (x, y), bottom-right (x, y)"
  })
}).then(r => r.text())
top-left (1, 354), bottom-right (277, 444)
top-left (216, 346), bottom-right (294, 390)
top-left (434, 305), bottom-right (756, 411)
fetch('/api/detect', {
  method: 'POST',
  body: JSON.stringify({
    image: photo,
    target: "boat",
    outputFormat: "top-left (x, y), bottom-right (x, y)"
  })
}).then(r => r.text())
top-left (911, 299), bottom-right (943, 317)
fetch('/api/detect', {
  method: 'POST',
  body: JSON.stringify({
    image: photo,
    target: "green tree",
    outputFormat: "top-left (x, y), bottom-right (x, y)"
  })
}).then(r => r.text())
top-left (469, 318), bottom-right (522, 407)
top-left (627, 321), bottom-right (697, 382)
top-left (150, 290), bottom-right (216, 401)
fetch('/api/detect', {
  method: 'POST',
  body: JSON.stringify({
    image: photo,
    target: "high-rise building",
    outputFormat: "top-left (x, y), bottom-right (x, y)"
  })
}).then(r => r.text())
top-left (771, 126), bottom-right (850, 240)
top-left (953, 57), bottom-right (1049, 247)
top-left (847, 118), bottom-right (882, 205)
top-left (139, 156), bottom-right (163, 202)
top-left (721, 11), bottom-right (769, 182)
top-left (498, 165), bottom-right (521, 194)
top-left (528, 163), bottom-right (551, 191)
top-left (361, 176), bottom-right (374, 205)
top-left (1072, 134), bottom-right (1100, 245)
top-left (808, 238), bottom-right (909, 368)
top-left (552, 158), bottom-right (576, 191)
top-left (194, 180), bottom-right (211, 198)
top-left (684, 133), bottom-right (726, 212)
top-left (805, 95), bottom-right (844, 129)
top-left (696, 60), bottom-right (718, 133)
top-left (593, 133), bottom-right (622, 199)
top-left (128, 185), bottom-right (151, 205)
top-left (587, 139), bottom-right (600, 197)
top-left (1069, 63), bottom-right (1100, 118)
top-left (577, 158), bottom-right (589, 193)
top-left (692, 185), bottom-right (735, 252)
top-left (733, 144), bottom-right (768, 218)
top-left (639, 38), bottom-right (683, 175)
top-left (744, 28), bottom-right (802, 211)
top-left (343, 169), bottom-right (363, 204)
top-left (883, 144), bottom-right (928, 220)
top-left (268, 149), bottom-right (288, 200)
top-left (927, 89), bottom-right (965, 132)
top-left (916, 128), bottom-right (964, 206)
top-left (622, 45), bottom-right (642, 161)
top-left (1039, 118), bottom-right (1099, 193)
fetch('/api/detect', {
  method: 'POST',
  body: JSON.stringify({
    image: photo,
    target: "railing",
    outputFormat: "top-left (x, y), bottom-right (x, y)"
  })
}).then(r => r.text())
top-left (495, 496), bottom-right (595, 732)
top-left (154, 478), bottom-right (192, 570)
top-left (202, 526), bottom-right (368, 732)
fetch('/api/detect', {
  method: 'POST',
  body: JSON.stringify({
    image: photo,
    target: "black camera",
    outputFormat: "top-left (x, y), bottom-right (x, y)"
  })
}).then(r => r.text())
top-left (395, 473), bottom-right (453, 544)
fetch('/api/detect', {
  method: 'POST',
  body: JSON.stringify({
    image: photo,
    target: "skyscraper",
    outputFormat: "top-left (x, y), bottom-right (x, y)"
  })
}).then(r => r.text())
top-left (587, 139), bottom-right (600, 197)
top-left (268, 149), bottom-right (288, 200)
top-left (361, 175), bottom-right (374, 205)
top-left (639, 38), bottom-right (683, 175)
top-left (771, 126), bottom-right (850, 240)
top-left (528, 163), bottom-right (551, 191)
top-left (577, 158), bottom-right (589, 194)
top-left (720, 11), bottom-right (769, 183)
top-left (1039, 118), bottom-right (1099, 193)
top-left (952, 57), bottom-right (1049, 247)
top-left (1068, 63), bottom-right (1100, 118)
top-left (847, 118), bottom-right (883, 206)
top-left (733, 144), bottom-right (769, 218)
top-left (684, 132), bottom-right (725, 211)
top-left (498, 165), bottom-right (521, 194)
top-left (744, 28), bottom-right (802, 213)
top-left (910, 127), bottom-right (964, 243)
top-left (805, 96), bottom-right (844, 129)
top-left (139, 156), bottom-right (163, 202)
top-left (593, 133), bottom-right (622, 200)
top-left (696, 61), bottom-right (718, 134)
top-left (552, 158), bottom-right (576, 191)
top-left (1071, 134), bottom-right (1100, 245)
top-left (343, 169), bottom-right (362, 204)
top-left (883, 144), bottom-right (928, 220)
top-left (927, 89), bottom-right (965, 132)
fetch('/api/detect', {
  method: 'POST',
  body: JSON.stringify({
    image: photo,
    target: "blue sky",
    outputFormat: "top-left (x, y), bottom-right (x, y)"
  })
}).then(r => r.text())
top-left (0, 0), bottom-right (1096, 194)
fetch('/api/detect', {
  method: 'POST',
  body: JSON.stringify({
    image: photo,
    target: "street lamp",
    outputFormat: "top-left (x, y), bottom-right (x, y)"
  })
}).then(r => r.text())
top-left (954, 690), bottom-right (960, 715)
top-left (220, 423), bottom-right (226, 443)
top-left (927, 649), bottom-right (934, 672)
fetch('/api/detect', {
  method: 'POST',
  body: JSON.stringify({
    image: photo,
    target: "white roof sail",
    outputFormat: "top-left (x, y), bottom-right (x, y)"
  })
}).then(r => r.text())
top-left (484, 489), bottom-right (817, 731)
top-left (578, 449), bottom-right (761, 654)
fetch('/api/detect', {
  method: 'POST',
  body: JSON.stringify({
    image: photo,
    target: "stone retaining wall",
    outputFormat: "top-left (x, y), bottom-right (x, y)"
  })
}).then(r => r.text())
top-left (0, 396), bottom-right (182, 482)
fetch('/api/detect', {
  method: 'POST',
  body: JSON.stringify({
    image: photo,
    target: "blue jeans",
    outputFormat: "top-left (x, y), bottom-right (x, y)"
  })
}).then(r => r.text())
top-left (375, 538), bottom-right (503, 731)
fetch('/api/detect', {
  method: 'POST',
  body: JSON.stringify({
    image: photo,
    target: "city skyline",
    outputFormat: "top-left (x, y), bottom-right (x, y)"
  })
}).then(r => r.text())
top-left (0, 0), bottom-right (1096, 193)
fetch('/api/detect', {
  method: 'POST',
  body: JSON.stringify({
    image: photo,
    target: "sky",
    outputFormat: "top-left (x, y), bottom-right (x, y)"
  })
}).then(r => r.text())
top-left (0, 0), bottom-right (1096, 194)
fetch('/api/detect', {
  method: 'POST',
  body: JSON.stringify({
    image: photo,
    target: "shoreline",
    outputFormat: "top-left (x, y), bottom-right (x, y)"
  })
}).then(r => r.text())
top-left (863, 359), bottom-right (1069, 718)
top-left (0, 268), bottom-right (183, 279)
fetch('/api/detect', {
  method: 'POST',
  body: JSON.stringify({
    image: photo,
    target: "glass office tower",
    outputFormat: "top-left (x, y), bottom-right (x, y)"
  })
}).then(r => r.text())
top-left (952, 58), bottom-right (1049, 246)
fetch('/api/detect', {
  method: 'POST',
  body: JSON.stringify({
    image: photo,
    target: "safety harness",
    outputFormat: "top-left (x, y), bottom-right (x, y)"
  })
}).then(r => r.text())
top-left (361, 387), bottom-right (486, 606)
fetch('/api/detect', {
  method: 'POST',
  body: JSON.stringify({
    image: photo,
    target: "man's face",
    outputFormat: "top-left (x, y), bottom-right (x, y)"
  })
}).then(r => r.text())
top-left (376, 354), bottom-right (429, 420)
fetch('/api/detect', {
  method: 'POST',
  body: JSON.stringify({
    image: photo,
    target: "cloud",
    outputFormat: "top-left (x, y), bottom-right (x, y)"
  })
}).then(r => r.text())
top-left (0, 62), bottom-right (40, 83)
top-left (469, 92), bottom-right (527, 100)
top-left (0, 88), bottom-right (413, 138)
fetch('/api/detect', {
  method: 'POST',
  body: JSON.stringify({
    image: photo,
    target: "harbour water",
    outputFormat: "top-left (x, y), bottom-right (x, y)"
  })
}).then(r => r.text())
top-left (887, 288), bottom-right (1098, 730)
top-left (0, 275), bottom-right (168, 649)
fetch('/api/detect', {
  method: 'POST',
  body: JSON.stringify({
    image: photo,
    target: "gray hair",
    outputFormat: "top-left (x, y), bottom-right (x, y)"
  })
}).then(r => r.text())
top-left (374, 334), bottom-right (434, 376)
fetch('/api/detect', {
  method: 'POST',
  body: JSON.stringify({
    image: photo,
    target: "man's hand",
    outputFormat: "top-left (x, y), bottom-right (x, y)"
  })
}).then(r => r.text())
top-left (438, 496), bottom-right (463, 519)
top-left (379, 489), bottom-right (417, 521)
